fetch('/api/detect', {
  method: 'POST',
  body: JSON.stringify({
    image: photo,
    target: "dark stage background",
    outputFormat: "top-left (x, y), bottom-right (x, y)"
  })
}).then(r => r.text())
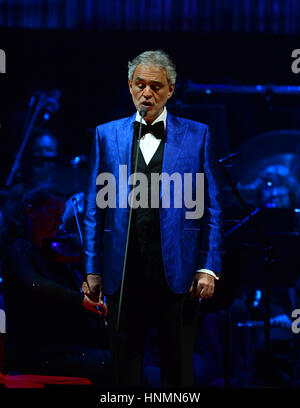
top-left (1, 0), bottom-right (300, 390)
top-left (1, 29), bottom-right (300, 182)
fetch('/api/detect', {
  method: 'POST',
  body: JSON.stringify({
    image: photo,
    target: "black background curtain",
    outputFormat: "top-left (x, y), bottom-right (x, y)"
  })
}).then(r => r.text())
top-left (0, 0), bottom-right (299, 35)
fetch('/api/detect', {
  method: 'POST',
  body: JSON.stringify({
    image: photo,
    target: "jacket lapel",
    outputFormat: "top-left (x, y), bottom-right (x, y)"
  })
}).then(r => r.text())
top-left (116, 111), bottom-right (187, 200)
top-left (116, 113), bottom-right (136, 176)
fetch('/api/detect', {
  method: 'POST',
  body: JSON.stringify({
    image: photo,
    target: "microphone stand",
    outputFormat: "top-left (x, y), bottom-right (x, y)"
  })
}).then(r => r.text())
top-left (113, 107), bottom-right (147, 385)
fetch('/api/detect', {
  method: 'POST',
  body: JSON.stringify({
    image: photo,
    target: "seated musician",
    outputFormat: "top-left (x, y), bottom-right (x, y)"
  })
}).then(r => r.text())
top-left (0, 183), bottom-right (111, 385)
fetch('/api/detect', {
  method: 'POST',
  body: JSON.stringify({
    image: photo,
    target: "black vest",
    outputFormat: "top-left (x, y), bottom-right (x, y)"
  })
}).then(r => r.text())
top-left (129, 136), bottom-right (165, 267)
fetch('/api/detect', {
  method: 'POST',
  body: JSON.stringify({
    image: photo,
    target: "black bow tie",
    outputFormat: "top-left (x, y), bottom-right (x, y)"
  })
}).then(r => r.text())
top-left (133, 121), bottom-right (165, 140)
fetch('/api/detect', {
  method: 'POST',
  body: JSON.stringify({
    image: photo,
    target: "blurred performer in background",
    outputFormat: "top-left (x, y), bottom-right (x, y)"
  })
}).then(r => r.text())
top-left (22, 128), bottom-right (59, 186)
top-left (32, 128), bottom-right (58, 158)
top-left (256, 164), bottom-right (299, 208)
top-left (0, 183), bottom-right (111, 384)
top-left (18, 126), bottom-right (85, 197)
top-left (236, 163), bottom-right (300, 209)
top-left (83, 50), bottom-right (223, 387)
top-left (229, 285), bottom-right (298, 386)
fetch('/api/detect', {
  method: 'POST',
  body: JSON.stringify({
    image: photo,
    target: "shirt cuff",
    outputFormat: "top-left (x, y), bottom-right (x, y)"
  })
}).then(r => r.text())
top-left (196, 268), bottom-right (219, 280)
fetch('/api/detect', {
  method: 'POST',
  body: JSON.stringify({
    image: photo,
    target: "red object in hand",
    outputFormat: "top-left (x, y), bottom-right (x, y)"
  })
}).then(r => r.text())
top-left (97, 303), bottom-right (108, 317)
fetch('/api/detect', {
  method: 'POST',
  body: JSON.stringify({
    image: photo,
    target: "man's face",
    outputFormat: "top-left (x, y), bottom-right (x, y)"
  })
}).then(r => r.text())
top-left (128, 64), bottom-right (175, 123)
top-left (33, 135), bottom-right (58, 158)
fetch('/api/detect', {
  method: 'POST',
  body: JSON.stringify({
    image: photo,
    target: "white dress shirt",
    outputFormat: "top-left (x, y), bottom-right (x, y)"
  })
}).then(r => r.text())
top-left (135, 107), bottom-right (219, 280)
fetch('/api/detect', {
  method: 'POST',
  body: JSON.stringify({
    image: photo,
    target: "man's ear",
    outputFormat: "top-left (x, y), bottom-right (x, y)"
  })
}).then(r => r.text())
top-left (128, 79), bottom-right (133, 95)
top-left (167, 84), bottom-right (175, 99)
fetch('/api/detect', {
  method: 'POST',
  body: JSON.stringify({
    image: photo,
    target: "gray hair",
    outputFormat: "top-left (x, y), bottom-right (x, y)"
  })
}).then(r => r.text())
top-left (128, 50), bottom-right (177, 86)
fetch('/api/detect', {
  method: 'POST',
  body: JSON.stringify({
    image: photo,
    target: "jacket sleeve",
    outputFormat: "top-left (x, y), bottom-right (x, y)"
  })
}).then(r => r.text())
top-left (197, 125), bottom-right (224, 275)
top-left (83, 126), bottom-right (105, 275)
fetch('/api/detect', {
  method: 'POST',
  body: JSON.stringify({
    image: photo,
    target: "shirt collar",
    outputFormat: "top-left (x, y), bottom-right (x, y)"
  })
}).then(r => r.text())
top-left (135, 106), bottom-right (167, 129)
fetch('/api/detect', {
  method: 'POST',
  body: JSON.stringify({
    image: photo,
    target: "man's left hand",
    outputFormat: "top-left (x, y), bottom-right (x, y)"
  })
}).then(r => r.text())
top-left (189, 272), bottom-right (215, 300)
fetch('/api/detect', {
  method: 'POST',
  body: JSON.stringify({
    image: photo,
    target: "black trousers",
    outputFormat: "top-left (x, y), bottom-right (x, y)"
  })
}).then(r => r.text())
top-left (106, 246), bottom-right (199, 388)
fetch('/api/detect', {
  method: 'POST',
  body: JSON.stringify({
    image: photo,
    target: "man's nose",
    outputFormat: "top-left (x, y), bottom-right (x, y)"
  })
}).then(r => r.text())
top-left (142, 86), bottom-right (153, 98)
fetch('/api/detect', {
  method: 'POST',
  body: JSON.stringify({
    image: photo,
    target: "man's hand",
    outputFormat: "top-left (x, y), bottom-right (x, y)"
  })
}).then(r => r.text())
top-left (189, 272), bottom-right (215, 300)
top-left (83, 274), bottom-right (105, 305)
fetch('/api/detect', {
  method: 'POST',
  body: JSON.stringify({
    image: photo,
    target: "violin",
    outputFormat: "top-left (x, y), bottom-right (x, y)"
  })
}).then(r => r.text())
top-left (48, 194), bottom-right (108, 318)
top-left (47, 233), bottom-right (83, 265)
top-left (45, 233), bottom-right (108, 317)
